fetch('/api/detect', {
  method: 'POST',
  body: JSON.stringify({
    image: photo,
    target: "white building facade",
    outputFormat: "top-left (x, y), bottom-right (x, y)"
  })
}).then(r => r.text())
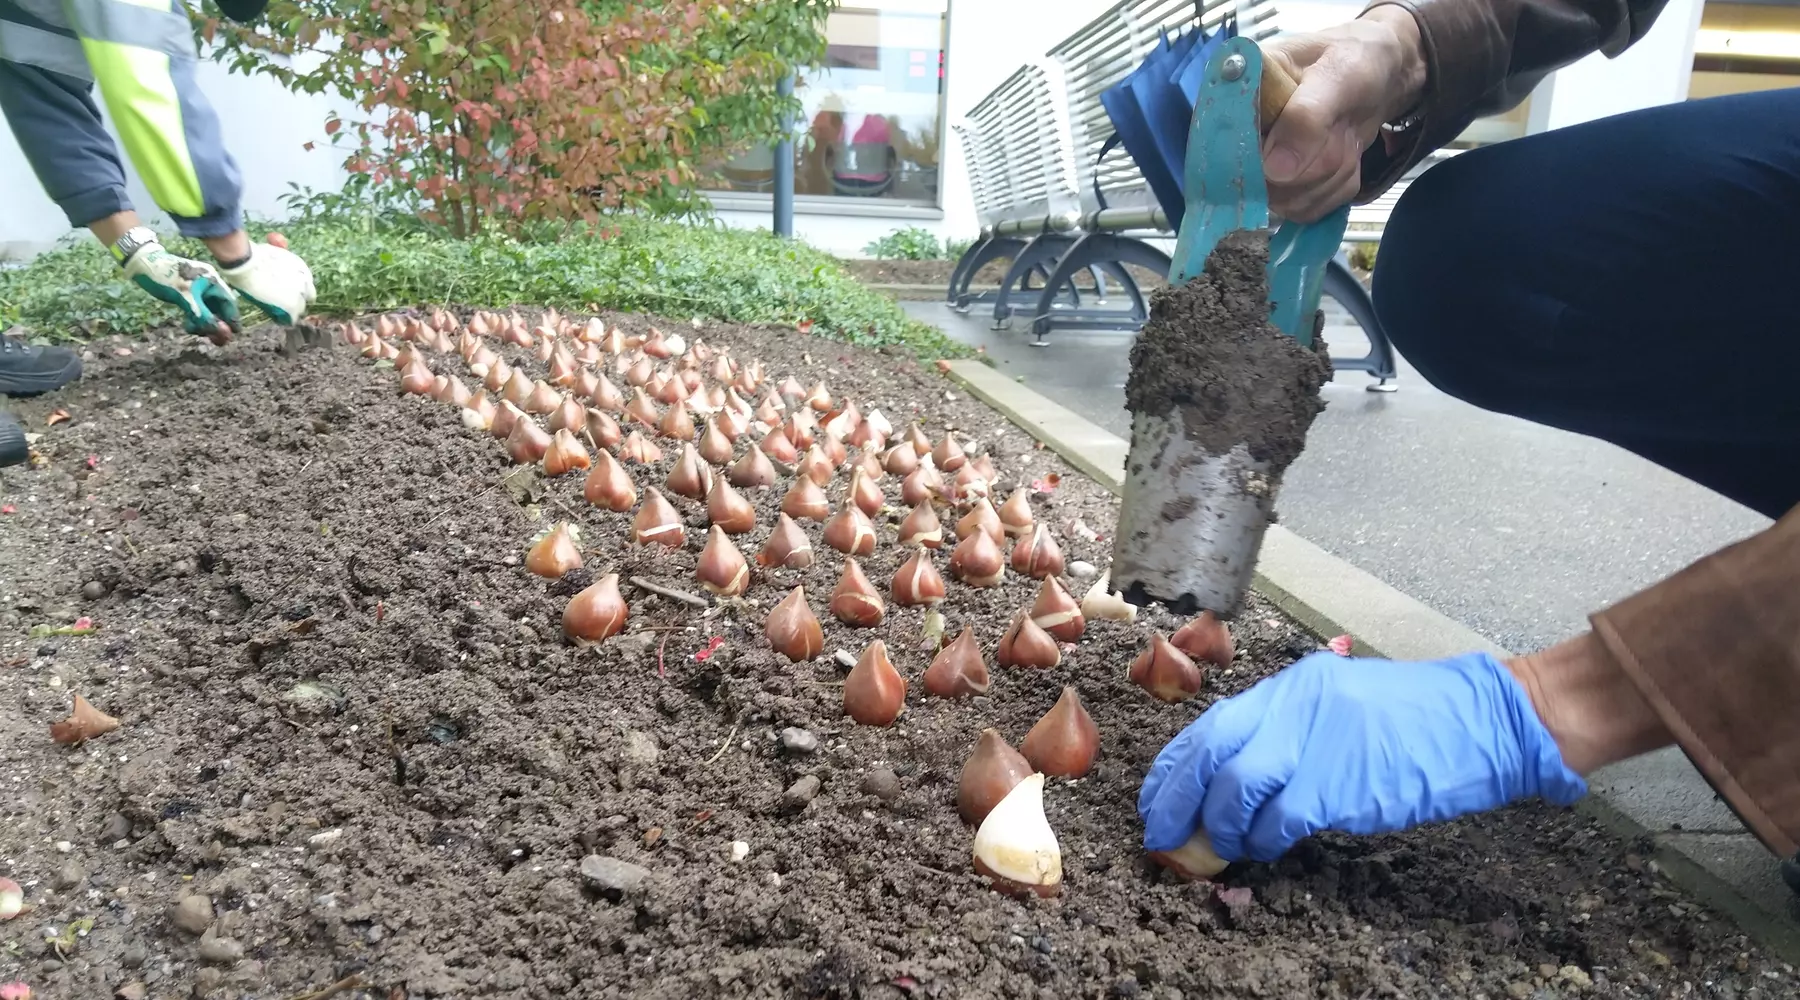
top-left (0, 0), bottom-right (1757, 260)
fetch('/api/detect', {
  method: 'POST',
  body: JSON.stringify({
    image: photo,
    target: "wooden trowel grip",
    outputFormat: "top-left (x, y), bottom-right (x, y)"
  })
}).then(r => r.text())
top-left (1259, 58), bottom-right (1300, 132)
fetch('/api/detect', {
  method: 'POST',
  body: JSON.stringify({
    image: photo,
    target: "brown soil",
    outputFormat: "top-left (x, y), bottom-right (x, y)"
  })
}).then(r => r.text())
top-left (0, 316), bottom-right (1787, 1000)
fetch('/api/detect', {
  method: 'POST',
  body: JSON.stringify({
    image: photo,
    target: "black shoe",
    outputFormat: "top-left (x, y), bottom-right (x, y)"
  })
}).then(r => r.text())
top-left (0, 410), bottom-right (26, 467)
top-left (0, 332), bottom-right (82, 396)
top-left (1784, 853), bottom-right (1800, 898)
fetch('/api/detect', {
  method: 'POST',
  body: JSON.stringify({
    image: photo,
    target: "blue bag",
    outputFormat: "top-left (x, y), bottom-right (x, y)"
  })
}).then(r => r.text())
top-left (1097, 17), bottom-right (1237, 230)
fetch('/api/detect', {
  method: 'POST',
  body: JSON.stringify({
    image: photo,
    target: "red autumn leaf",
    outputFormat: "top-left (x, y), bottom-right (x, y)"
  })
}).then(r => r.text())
top-left (692, 636), bottom-right (725, 662)
top-left (324, 118), bottom-right (342, 135)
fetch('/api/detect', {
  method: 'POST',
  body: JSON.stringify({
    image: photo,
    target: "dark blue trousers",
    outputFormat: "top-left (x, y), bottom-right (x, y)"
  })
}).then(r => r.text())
top-left (1372, 88), bottom-right (1800, 520)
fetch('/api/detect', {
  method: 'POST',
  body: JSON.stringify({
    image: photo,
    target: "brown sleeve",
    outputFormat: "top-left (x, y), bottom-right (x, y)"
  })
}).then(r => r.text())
top-left (1350, 0), bottom-right (1674, 199)
top-left (1589, 506), bottom-right (1800, 857)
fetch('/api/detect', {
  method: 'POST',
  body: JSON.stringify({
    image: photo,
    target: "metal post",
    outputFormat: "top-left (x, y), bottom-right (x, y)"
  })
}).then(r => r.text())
top-left (772, 73), bottom-right (795, 238)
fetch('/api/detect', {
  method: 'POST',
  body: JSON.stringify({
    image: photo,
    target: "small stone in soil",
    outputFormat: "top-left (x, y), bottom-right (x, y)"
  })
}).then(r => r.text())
top-left (170, 895), bottom-right (214, 935)
top-left (100, 812), bottom-right (131, 844)
top-left (54, 860), bottom-right (84, 889)
top-left (1067, 560), bottom-right (1098, 579)
top-left (623, 730), bottom-right (660, 766)
top-left (580, 855), bottom-right (651, 901)
top-left (782, 775), bottom-right (821, 812)
top-left (120, 944), bottom-right (148, 969)
top-left (779, 727), bottom-right (818, 754)
top-left (196, 931), bottom-right (245, 964)
top-left (81, 580), bottom-right (108, 600)
top-left (861, 767), bottom-right (900, 802)
top-left (116, 982), bottom-right (148, 1000)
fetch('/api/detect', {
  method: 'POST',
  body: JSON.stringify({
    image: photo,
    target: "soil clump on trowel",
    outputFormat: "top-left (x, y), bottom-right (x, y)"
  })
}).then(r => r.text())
top-left (1125, 229), bottom-right (1331, 475)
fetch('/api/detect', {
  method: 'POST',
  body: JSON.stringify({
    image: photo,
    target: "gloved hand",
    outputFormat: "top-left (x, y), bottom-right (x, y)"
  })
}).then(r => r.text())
top-left (122, 242), bottom-right (241, 342)
top-left (219, 242), bottom-right (316, 326)
top-left (1138, 651), bottom-right (1587, 863)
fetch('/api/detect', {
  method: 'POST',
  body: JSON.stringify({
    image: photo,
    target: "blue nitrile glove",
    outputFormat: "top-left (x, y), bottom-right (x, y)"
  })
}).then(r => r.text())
top-left (1138, 651), bottom-right (1587, 863)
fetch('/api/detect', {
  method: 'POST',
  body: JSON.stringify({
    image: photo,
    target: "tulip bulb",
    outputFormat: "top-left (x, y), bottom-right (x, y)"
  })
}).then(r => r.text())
top-left (882, 443), bottom-right (919, 476)
top-left (997, 611), bottom-right (1061, 668)
top-left (784, 409), bottom-right (817, 450)
top-left (714, 446), bottom-right (773, 490)
top-left (1130, 633), bottom-right (1205, 703)
top-left (483, 357), bottom-right (511, 393)
top-left (547, 354), bottom-right (577, 387)
top-left (901, 464), bottom-right (944, 507)
top-left (490, 399), bottom-right (524, 440)
top-left (905, 423), bottom-right (931, 456)
top-left (716, 406), bottom-right (748, 443)
top-left (1081, 573), bottom-right (1139, 622)
top-left (932, 434), bottom-right (966, 472)
top-left (755, 394), bottom-right (784, 426)
top-left (851, 449), bottom-right (884, 483)
top-left (697, 419), bottom-right (734, 465)
top-left (925, 627), bottom-right (990, 700)
top-left (958, 727), bottom-right (1029, 824)
top-left (798, 445), bottom-right (834, 487)
top-left (766, 586), bottom-right (824, 661)
top-left (1149, 831), bottom-right (1230, 880)
top-left (658, 401), bottom-right (696, 441)
top-left (1171, 611), bottom-right (1235, 666)
top-left (50, 693), bottom-right (121, 745)
top-left (504, 368), bottom-right (534, 406)
top-left (843, 639), bottom-right (906, 726)
top-left (526, 522), bottom-right (582, 578)
top-left (890, 548), bottom-right (946, 607)
top-left (820, 431), bottom-right (847, 470)
top-left (696, 525), bottom-right (750, 597)
top-left (632, 488), bottom-right (686, 548)
top-left (777, 376), bottom-right (806, 403)
top-left (1021, 686), bottom-right (1099, 778)
top-left (804, 380), bottom-right (832, 412)
top-left (781, 476), bottom-right (829, 522)
top-left (1031, 575), bottom-right (1086, 643)
top-left (625, 388), bottom-right (660, 427)
top-left (948, 528), bottom-right (1004, 587)
top-left (758, 513), bottom-right (814, 569)
top-left (829, 558), bottom-right (885, 627)
top-left (400, 359), bottom-right (435, 395)
top-left (461, 389), bottom-right (497, 432)
top-left (583, 448), bottom-right (637, 511)
top-left (956, 498), bottom-right (1004, 544)
top-left (564, 573), bottom-right (628, 642)
top-left (863, 408), bottom-right (893, 443)
top-left (625, 357), bottom-right (655, 388)
top-left (506, 416), bottom-right (552, 464)
top-left (438, 376), bottom-right (474, 407)
top-left (620, 430), bottom-right (663, 464)
top-left (642, 327), bottom-right (672, 358)
top-left (971, 773), bottom-right (1062, 898)
top-left (897, 501), bottom-right (943, 548)
top-left (547, 395), bottom-right (586, 435)
top-left (543, 428), bottom-right (591, 476)
top-left (1011, 523), bottom-right (1065, 579)
top-left (468, 344), bottom-right (498, 371)
top-left (823, 503), bottom-right (877, 556)
top-left (665, 443), bottom-right (713, 501)
top-left (524, 380), bottom-right (563, 416)
top-left (760, 426), bottom-right (799, 464)
top-left (997, 489), bottom-right (1034, 538)
top-left (590, 373), bottom-right (625, 412)
top-left (585, 407), bottom-right (623, 449)
top-left (846, 467), bottom-right (884, 517)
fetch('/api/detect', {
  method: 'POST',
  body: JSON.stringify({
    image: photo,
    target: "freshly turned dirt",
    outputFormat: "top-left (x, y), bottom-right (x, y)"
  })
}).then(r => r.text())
top-left (0, 316), bottom-right (1788, 1000)
top-left (1125, 230), bottom-right (1330, 473)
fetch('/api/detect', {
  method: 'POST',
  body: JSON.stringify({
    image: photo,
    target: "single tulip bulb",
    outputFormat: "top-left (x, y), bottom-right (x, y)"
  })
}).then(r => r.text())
top-left (956, 499), bottom-right (1003, 545)
top-left (883, 443), bottom-right (919, 476)
top-left (1010, 523), bottom-right (1065, 579)
top-left (1031, 575), bottom-right (1086, 643)
top-left (563, 573), bottom-right (627, 642)
top-left (952, 463), bottom-right (991, 503)
top-left (819, 432), bottom-right (848, 470)
top-left (543, 428), bottom-right (592, 477)
top-left (766, 586), bottom-right (824, 661)
top-left (1020, 686), bottom-right (1099, 778)
top-left (506, 417), bottom-right (552, 464)
top-left (823, 503), bottom-right (877, 556)
top-left (705, 476), bottom-right (756, 534)
top-left (625, 387), bottom-right (660, 427)
top-left (1129, 633), bottom-right (1204, 703)
top-left (583, 448), bottom-right (637, 512)
top-left (728, 446), bottom-right (778, 488)
top-left (898, 500), bottom-right (944, 548)
top-left (781, 476), bottom-right (829, 522)
top-left (829, 558), bottom-right (885, 627)
top-left (958, 727), bottom-right (1030, 824)
top-left (758, 513), bottom-right (814, 569)
top-left (778, 375), bottom-right (806, 403)
top-left (526, 522), bottom-right (582, 578)
top-left (798, 445), bottom-right (834, 487)
top-left (1171, 610), bottom-right (1235, 666)
top-left (504, 368), bottom-right (534, 406)
top-left (755, 394), bottom-right (785, 426)
top-left (585, 407), bottom-right (623, 450)
top-left (851, 448), bottom-right (884, 483)
top-left (547, 395), bottom-right (587, 435)
top-left (784, 411), bottom-right (817, 451)
top-left (696, 525), bottom-right (750, 597)
top-left (997, 488), bottom-right (1035, 538)
top-left (665, 443), bottom-right (713, 501)
top-left (901, 464), bottom-right (944, 507)
top-left (632, 488), bottom-right (686, 548)
top-left (760, 427), bottom-right (799, 465)
top-left (50, 693), bottom-right (121, 745)
top-left (698, 419), bottom-right (734, 465)
top-left (489, 399), bottom-right (523, 440)
top-left (524, 378), bottom-right (563, 417)
top-left (843, 639), bottom-right (906, 726)
top-left (1149, 831), bottom-right (1230, 880)
top-left (805, 380), bottom-right (833, 413)
top-left (924, 626), bottom-right (990, 699)
top-left (400, 359), bottom-right (434, 395)
top-left (461, 389), bottom-right (497, 432)
top-left (932, 433), bottom-right (966, 472)
top-left (971, 773), bottom-right (1062, 898)
top-left (591, 373), bottom-right (625, 412)
top-left (658, 402), bottom-right (696, 441)
top-left (847, 466), bottom-right (884, 517)
top-left (948, 529), bottom-right (1004, 587)
top-left (890, 548), bottom-right (946, 606)
top-left (620, 430), bottom-right (664, 464)
top-left (997, 611), bottom-right (1061, 668)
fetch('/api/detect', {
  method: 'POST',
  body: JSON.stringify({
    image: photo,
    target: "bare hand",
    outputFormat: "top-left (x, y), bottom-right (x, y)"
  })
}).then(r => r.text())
top-left (1261, 8), bottom-right (1428, 222)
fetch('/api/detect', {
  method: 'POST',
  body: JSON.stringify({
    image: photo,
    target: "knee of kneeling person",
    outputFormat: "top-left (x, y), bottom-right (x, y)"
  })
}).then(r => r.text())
top-left (1368, 163), bottom-right (1497, 393)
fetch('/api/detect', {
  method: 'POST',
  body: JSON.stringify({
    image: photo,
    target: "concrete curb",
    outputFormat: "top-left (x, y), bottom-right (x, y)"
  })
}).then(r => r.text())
top-left (944, 358), bottom-right (1800, 963)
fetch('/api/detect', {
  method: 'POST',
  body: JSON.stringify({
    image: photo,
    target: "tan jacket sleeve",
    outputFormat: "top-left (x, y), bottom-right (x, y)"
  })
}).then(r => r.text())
top-left (1589, 507), bottom-right (1800, 857)
top-left (1353, 0), bottom-right (1675, 199)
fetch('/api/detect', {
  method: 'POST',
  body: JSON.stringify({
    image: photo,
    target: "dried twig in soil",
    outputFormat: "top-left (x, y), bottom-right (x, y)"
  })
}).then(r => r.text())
top-left (706, 724), bottom-right (740, 765)
top-left (628, 576), bottom-right (707, 608)
top-left (285, 973), bottom-right (365, 1000)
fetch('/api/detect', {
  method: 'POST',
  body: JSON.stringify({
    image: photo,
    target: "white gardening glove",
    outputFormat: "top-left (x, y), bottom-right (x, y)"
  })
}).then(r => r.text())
top-left (219, 242), bottom-right (317, 325)
top-left (122, 242), bottom-right (240, 342)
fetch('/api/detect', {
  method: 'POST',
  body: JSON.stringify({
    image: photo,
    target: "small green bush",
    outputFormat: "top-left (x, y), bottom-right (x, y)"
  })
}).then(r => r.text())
top-left (0, 213), bottom-right (966, 360)
top-left (1346, 242), bottom-right (1378, 272)
top-left (863, 226), bottom-right (949, 261)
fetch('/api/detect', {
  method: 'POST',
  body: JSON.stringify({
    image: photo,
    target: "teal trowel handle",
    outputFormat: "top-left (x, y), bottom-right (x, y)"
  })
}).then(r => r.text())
top-left (1168, 36), bottom-right (1350, 348)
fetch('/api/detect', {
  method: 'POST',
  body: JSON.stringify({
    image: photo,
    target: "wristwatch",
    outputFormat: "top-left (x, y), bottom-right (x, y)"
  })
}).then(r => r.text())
top-left (110, 226), bottom-right (159, 266)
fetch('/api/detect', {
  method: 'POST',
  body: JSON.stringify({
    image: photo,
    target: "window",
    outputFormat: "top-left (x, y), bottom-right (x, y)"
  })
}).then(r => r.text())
top-left (708, 1), bottom-right (948, 206)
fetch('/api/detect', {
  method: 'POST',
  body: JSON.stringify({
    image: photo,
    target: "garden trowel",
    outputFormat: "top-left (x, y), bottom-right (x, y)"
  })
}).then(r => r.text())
top-left (1110, 36), bottom-right (1349, 619)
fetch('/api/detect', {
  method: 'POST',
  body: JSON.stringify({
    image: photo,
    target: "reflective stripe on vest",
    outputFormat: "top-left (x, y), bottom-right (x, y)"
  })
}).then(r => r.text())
top-left (60, 0), bottom-right (195, 62)
top-left (0, 16), bottom-right (92, 80)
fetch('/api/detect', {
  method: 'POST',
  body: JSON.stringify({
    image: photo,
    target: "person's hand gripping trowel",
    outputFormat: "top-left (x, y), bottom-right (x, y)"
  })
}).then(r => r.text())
top-left (1125, 32), bottom-right (1589, 877)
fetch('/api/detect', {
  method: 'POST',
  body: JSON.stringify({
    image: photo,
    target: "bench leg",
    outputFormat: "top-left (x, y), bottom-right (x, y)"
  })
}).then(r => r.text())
top-left (1322, 256), bottom-right (1399, 391)
top-left (1027, 234), bottom-right (1171, 343)
top-left (951, 236), bottom-right (1026, 312)
top-left (992, 233), bottom-right (1079, 330)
